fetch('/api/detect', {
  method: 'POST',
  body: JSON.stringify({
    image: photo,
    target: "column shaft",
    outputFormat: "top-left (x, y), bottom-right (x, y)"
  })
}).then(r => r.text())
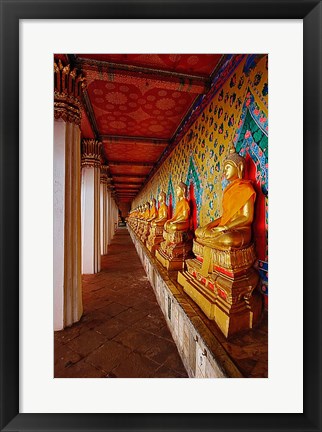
top-left (54, 120), bottom-right (83, 329)
top-left (53, 60), bottom-right (85, 330)
top-left (81, 139), bottom-right (101, 274)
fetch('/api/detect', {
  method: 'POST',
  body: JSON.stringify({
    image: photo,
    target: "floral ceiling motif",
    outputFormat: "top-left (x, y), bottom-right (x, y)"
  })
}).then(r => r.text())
top-left (58, 54), bottom-right (224, 202)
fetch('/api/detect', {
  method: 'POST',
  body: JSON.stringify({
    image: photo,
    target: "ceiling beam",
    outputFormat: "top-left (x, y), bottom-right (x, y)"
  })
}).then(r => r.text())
top-left (76, 57), bottom-right (209, 94)
top-left (109, 161), bottom-right (154, 167)
top-left (82, 90), bottom-right (100, 139)
top-left (113, 180), bottom-right (143, 185)
top-left (115, 188), bottom-right (140, 191)
top-left (112, 173), bottom-right (147, 178)
top-left (102, 135), bottom-right (168, 146)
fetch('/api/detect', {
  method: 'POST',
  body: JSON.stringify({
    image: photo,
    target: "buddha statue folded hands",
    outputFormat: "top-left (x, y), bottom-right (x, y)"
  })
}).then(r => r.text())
top-left (156, 182), bottom-right (193, 270)
top-left (195, 153), bottom-right (255, 250)
top-left (177, 148), bottom-right (263, 337)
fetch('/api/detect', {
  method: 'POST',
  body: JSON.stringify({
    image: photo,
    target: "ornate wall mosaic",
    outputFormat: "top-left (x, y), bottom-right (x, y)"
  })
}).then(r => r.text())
top-left (133, 55), bottom-right (268, 302)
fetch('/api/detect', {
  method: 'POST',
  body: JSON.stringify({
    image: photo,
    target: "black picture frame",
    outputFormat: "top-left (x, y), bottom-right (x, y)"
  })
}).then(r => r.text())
top-left (1, 1), bottom-right (321, 431)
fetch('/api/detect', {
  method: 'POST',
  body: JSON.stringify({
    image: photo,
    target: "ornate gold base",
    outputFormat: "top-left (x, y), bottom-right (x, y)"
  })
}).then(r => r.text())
top-left (155, 248), bottom-right (187, 271)
top-left (141, 221), bottom-right (150, 243)
top-left (178, 244), bottom-right (262, 338)
top-left (146, 225), bottom-right (164, 255)
top-left (146, 240), bottom-right (161, 255)
top-left (156, 229), bottom-right (193, 271)
top-left (178, 269), bottom-right (262, 337)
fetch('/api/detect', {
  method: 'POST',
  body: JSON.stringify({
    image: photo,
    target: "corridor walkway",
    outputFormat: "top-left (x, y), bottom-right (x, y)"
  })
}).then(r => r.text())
top-left (54, 227), bottom-right (188, 378)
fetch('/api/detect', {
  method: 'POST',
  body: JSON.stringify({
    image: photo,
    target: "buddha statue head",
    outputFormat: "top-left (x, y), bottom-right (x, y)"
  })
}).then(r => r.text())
top-left (223, 148), bottom-right (245, 181)
top-left (176, 181), bottom-right (188, 199)
top-left (158, 191), bottom-right (166, 203)
top-left (150, 198), bottom-right (156, 207)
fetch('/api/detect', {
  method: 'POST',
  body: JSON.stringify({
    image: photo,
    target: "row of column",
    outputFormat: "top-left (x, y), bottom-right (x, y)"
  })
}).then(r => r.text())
top-left (53, 61), bottom-right (119, 330)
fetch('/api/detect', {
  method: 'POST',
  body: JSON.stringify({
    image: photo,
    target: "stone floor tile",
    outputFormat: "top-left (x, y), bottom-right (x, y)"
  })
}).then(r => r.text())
top-left (144, 337), bottom-right (179, 365)
top-left (94, 317), bottom-right (129, 339)
top-left (111, 351), bottom-right (160, 378)
top-left (54, 345), bottom-right (82, 376)
top-left (154, 324), bottom-right (174, 341)
top-left (98, 302), bottom-right (129, 317)
top-left (163, 351), bottom-right (189, 376)
top-left (54, 323), bottom-right (88, 345)
top-left (134, 313), bottom-right (167, 334)
top-left (153, 364), bottom-right (188, 378)
top-left (112, 328), bottom-right (158, 354)
top-left (66, 330), bottom-right (107, 357)
top-left (116, 307), bottom-right (149, 325)
top-left (85, 340), bottom-right (131, 373)
top-left (56, 359), bottom-right (106, 378)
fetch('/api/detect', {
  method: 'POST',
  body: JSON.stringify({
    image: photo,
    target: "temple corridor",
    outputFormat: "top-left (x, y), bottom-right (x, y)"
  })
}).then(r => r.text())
top-left (54, 227), bottom-right (188, 378)
top-left (53, 54), bottom-right (269, 378)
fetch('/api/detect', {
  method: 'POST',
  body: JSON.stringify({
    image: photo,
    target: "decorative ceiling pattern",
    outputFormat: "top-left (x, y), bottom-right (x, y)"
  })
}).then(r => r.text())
top-left (68, 54), bottom-right (224, 203)
top-left (87, 78), bottom-right (199, 139)
top-left (103, 140), bottom-right (167, 163)
top-left (76, 54), bottom-right (222, 76)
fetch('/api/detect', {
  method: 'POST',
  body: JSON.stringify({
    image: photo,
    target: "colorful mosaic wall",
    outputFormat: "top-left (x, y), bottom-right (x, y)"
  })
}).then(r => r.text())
top-left (133, 54), bottom-right (268, 303)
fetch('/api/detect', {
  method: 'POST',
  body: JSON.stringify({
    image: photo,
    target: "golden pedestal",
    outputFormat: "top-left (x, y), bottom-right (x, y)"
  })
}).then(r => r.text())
top-left (137, 220), bottom-right (145, 237)
top-left (156, 230), bottom-right (193, 271)
top-left (177, 241), bottom-right (262, 337)
top-left (146, 224), bottom-right (164, 255)
top-left (141, 221), bottom-right (151, 243)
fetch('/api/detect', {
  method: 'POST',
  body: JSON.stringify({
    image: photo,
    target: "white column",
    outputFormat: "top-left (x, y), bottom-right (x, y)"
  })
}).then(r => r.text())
top-left (114, 201), bottom-right (119, 233)
top-left (53, 60), bottom-right (85, 330)
top-left (81, 139), bottom-right (101, 274)
top-left (106, 187), bottom-right (112, 245)
top-left (108, 189), bottom-right (115, 242)
top-left (100, 166), bottom-right (108, 255)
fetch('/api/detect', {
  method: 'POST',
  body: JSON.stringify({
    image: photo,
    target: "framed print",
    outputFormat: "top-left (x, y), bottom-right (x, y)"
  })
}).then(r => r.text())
top-left (1, 0), bottom-right (321, 431)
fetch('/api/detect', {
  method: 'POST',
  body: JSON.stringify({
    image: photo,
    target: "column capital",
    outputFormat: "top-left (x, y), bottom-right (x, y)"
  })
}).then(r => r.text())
top-left (100, 164), bottom-right (109, 183)
top-left (81, 139), bottom-right (102, 168)
top-left (54, 60), bottom-right (86, 125)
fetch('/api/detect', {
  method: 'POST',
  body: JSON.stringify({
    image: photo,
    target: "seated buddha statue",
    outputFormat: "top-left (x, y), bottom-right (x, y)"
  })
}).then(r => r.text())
top-left (163, 182), bottom-right (190, 234)
top-left (135, 205), bottom-right (144, 234)
top-left (147, 198), bottom-right (157, 222)
top-left (151, 191), bottom-right (168, 226)
top-left (146, 192), bottom-right (168, 254)
top-left (195, 148), bottom-right (256, 250)
top-left (142, 199), bottom-right (157, 243)
top-left (143, 202), bottom-right (150, 220)
top-left (156, 182), bottom-right (193, 270)
top-left (178, 148), bottom-right (262, 337)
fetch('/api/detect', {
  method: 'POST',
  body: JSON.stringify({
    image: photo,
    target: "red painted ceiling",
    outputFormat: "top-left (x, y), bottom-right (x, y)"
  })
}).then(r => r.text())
top-left (77, 54), bottom-right (222, 77)
top-left (72, 54), bottom-right (223, 203)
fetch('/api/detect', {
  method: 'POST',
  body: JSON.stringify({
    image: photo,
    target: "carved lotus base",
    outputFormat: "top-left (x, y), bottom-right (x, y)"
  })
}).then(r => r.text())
top-left (177, 243), bottom-right (262, 338)
top-left (137, 220), bottom-right (145, 237)
top-left (146, 225), bottom-right (165, 255)
top-left (141, 221), bottom-right (150, 243)
top-left (192, 240), bottom-right (257, 275)
top-left (155, 229), bottom-right (193, 271)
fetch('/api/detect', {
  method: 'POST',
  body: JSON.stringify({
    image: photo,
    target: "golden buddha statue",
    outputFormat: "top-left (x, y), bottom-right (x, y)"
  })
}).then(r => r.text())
top-left (142, 198), bottom-right (157, 243)
top-left (178, 148), bottom-right (262, 337)
top-left (163, 182), bottom-right (191, 234)
top-left (147, 198), bottom-right (158, 222)
top-left (147, 191), bottom-right (169, 255)
top-left (143, 202), bottom-right (150, 220)
top-left (135, 205), bottom-right (144, 234)
top-left (195, 149), bottom-right (255, 250)
top-left (151, 191), bottom-right (168, 227)
top-left (156, 182), bottom-right (193, 270)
